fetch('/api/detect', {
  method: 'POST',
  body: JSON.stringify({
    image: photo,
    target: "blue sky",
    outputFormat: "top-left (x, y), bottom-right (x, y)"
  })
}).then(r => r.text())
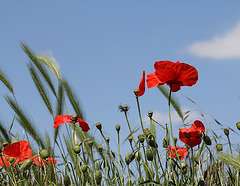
top-left (1, 1), bottom-right (240, 151)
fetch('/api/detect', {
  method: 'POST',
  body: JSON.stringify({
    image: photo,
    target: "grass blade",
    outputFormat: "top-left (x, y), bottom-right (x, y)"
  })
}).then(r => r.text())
top-left (0, 121), bottom-right (12, 143)
top-left (28, 64), bottom-right (54, 117)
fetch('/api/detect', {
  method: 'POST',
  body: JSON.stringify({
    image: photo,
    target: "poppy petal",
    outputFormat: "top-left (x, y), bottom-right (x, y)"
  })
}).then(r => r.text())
top-left (146, 72), bottom-right (164, 89)
top-left (138, 71), bottom-right (145, 97)
top-left (190, 120), bottom-right (205, 133)
top-left (0, 155), bottom-right (11, 167)
top-left (77, 118), bottom-right (90, 132)
top-left (33, 157), bottom-right (57, 166)
top-left (167, 146), bottom-right (188, 160)
top-left (54, 115), bottom-right (73, 128)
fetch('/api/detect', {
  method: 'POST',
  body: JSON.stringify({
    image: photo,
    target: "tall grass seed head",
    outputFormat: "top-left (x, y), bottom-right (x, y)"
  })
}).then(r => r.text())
top-left (73, 145), bottom-right (81, 154)
top-left (39, 149), bottom-right (49, 159)
top-left (95, 170), bottom-right (102, 185)
top-left (224, 128), bottom-right (229, 136)
top-left (96, 122), bottom-right (102, 131)
top-left (146, 148), bottom-right (153, 161)
top-left (236, 122), bottom-right (240, 130)
top-left (115, 124), bottom-right (121, 132)
top-left (203, 134), bottom-right (212, 145)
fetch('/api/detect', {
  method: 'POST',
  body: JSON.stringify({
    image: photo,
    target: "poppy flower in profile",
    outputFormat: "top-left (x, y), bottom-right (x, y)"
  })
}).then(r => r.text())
top-left (33, 157), bottom-right (57, 166)
top-left (146, 60), bottom-right (198, 92)
top-left (167, 146), bottom-right (189, 160)
top-left (137, 71), bottom-right (145, 97)
top-left (179, 120), bottom-right (205, 147)
top-left (54, 115), bottom-right (90, 132)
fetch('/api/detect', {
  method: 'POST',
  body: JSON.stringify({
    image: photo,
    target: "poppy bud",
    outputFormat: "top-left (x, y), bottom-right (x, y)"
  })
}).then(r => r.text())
top-left (138, 134), bottom-right (145, 143)
top-left (98, 146), bottom-right (103, 153)
top-left (162, 136), bottom-right (170, 148)
top-left (216, 143), bottom-right (223, 152)
top-left (125, 152), bottom-right (135, 165)
top-left (63, 174), bottom-right (71, 186)
top-left (236, 122), bottom-right (240, 130)
top-left (81, 164), bottom-right (88, 173)
top-left (133, 89), bottom-right (139, 96)
top-left (223, 128), bottom-right (229, 136)
top-left (203, 135), bottom-right (212, 145)
top-left (115, 124), bottom-right (121, 132)
top-left (122, 104), bottom-right (129, 112)
top-left (73, 145), bottom-right (81, 154)
top-left (105, 137), bottom-right (110, 143)
top-left (149, 139), bottom-right (158, 148)
top-left (148, 110), bottom-right (153, 118)
top-left (94, 170), bottom-right (102, 185)
top-left (2, 142), bottom-right (8, 147)
top-left (128, 136), bottom-right (133, 143)
top-left (9, 157), bottom-right (14, 163)
top-left (135, 151), bottom-right (141, 162)
top-left (96, 122), bottom-right (102, 131)
top-left (20, 158), bottom-right (33, 170)
top-left (146, 149), bottom-right (153, 161)
top-left (173, 137), bottom-right (178, 146)
top-left (180, 162), bottom-right (187, 175)
top-left (39, 149), bottom-right (49, 159)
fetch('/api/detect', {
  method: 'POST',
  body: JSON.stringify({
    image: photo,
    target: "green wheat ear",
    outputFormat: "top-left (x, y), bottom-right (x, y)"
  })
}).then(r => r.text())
top-left (157, 85), bottom-right (184, 121)
top-left (0, 68), bottom-right (14, 95)
top-left (220, 153), bottom-right (240, 169)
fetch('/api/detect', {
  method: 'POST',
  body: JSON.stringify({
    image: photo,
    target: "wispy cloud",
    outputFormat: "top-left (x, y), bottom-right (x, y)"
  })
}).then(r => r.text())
top-left (187, 21), bottom-right (240, 59)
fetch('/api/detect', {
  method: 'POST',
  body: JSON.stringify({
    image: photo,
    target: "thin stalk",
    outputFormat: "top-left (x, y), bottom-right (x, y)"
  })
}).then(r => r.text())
top-left (117, 131), bottom-right (124, 185)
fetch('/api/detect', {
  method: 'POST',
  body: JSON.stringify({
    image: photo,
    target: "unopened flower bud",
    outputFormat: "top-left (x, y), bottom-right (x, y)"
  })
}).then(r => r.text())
top-left (115, 124), bottom-right (121, 132)
top-left (138, 134), bottom-right (145, 143)
top-left (95, 170), bottom-right (102, 185)
top-left (224, 128), bottom-right (229, 136)
top-left (125, 152), bottom-right (135, 165)
top-left (148, 110), bottom-right (153, 118)
top-left (216, 143), bottom-right (223, 152)
top-left (73, 145), bottom-right (81, 154)
top-left (162, 136), bottom-right (170, 148)
top-left (236, 122), bottom-right (240, 130)
top-left (39, 149), bottom-right (49, 159)
top-left (173, 137), bottom-right (178, 146)
top-left (96, 122), bottom-right (102, 131)
top-left (146, 149), bottom-right (153, 161)
top-left (149, 139), bottom-right (158, 148)
top-left (63, 174), bottom-right (71, 186)
top-left (81, 164), bottom-right (88, 173)
top-left (133, 89), bottom-right (139, 96)
top-left (203, 135), bottom-right (212, 145)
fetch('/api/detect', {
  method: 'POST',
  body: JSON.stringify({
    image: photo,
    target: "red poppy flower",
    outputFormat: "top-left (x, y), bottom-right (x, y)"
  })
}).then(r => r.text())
top-left (146, 60), bottom-right (198, 92)
top-left (33, 157), bottom-right (57, 166)
top-left (3, 141), bottom-right (32, 162)
top-left (179, 120), bottom-right (205, 147)
top-left (0, 155), bottom-right (11, 167)
top-left (54, 115), bottom-right (90, 132)
top-left (167, 146), bottom-right (188, 160)
top-left (137, 71), bottom-right (145, 97)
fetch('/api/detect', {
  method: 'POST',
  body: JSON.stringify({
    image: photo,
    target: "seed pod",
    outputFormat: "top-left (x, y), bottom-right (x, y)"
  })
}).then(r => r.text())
top-left (81, 164), bottom-right (88, 173)
top-left (203, 135), bottom-right (212, 145)
top-left (216, 143), bottom-right (223, 152)
top-left (63, 174), bottom-right (71, 186)
top-left (20, 159), bottom-right (33, 170)
top-left (135, 151), bottom-right (141, 162)
top-left (128, 136), bottom-right (133, 143)
top-left (180, 162), bottom-right (187, 175)
top-left (236, 122), bottom-right (240, 130)
top-left (224, 128), bottom-right (229, 136)
top-left (9, 157), bottom-right (14, 163)
top-left (146, 149), bottom-right (153, 161)
top-left (2, 142), bottom-right (8, 147)
top-left (173, 137), bottom-right (178, 146)
top-left (148, 110), bottom-right (153, 118)
top-left (95, 170), bottom-right (102, 185)
top-left (98, 146), bottom-right (103, 153)
top-left (115, 124), bottom-right (121, 132)
top-left (87, 140), bottom-right (94, 148)
top-left (162, 136), bottom-right (170, 148)
top-left (73, 145), bottom-right (81, 154)
top-left (122, 104), bottom-right (129, 112)
top-left (133, 89), bottom-right (139, 96)
top-left (39, 149), bottom-right (49, 159)
top-left (96, 122), bottom-right (102, 131)
top-left (105, 137), bottom-right (110, 143)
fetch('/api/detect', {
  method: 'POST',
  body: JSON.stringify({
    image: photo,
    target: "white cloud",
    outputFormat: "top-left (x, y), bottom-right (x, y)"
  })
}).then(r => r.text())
top-left (188, 21), bottom-right (240, 59)
top-left (143, 108), bottom-right (205, 127)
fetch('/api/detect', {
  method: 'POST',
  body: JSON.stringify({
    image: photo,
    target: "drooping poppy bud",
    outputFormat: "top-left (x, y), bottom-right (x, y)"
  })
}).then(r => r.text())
top-left (223, 128), bottom-right (229, 136)
top-left (39, 149), bottom-right (49, 159)
top-left (115, 124), bottom-right (121, 132)
top-left (216, 143), bottom-right (223, 152)
top-left (63, 174), bottom-right (71, 186)
top-left (95, 170), bottom-right (102, 185)
top-left (203, 135), bottom-right (212, 145)
top-left (73, 145), bottom-right (81, 154)
top-left (96, 122), bottom-right (102, 131)
top-left (146, 149), bottom-right (153, 161)
top-left (138, 134), bottom-right (145, 143)
top-left (236, 122), bottom-right (240, 130)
